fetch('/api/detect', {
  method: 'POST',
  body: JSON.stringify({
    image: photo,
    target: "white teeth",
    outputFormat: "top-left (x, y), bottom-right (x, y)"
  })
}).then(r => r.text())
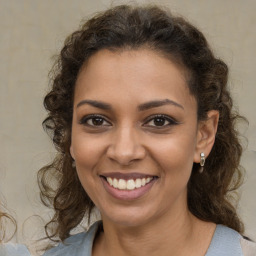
top-left (135, 178), bottom-right (142, 188)
top-left (118, 179), bottom-right (126, 190)
top-left (105, 176), bottom-right (153, 190)
top-left (107, 177), bottom-right (113, 186)
top-left (113, 178), bottom-right (118, 188)
top-left (127, 179), bottom-right (136, 190)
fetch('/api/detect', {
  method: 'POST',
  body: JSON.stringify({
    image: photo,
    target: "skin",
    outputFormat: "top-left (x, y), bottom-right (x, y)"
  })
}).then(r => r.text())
top-left (70, 48), bottom-right (219, 256)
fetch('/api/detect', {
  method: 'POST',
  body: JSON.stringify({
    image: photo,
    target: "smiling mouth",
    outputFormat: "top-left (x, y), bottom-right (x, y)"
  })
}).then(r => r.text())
top-left (100, 175), bottom-right (158, 191)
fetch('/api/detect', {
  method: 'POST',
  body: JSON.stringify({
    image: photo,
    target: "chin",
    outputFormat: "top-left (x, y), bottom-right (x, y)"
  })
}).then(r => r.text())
top-left (100, 205), bottom-right (157, 228)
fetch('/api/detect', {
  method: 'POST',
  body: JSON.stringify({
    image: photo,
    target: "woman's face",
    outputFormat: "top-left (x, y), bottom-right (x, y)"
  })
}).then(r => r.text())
top-left (71, 49), bottom-right (202, 227)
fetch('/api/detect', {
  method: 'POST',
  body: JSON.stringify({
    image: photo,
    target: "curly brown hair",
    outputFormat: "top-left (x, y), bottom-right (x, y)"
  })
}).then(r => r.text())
top-left (0, 209), bottom-right (17, 243)
top-left (38, 4), bottom-right (245, 241)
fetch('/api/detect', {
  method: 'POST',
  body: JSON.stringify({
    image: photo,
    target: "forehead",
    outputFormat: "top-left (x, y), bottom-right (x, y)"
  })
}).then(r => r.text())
top-left (74, 49), bottom-right (196, 111)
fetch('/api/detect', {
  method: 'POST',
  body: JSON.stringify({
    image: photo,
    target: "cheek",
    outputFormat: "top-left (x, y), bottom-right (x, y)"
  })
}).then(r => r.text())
top-left (71, 134), bottom-right (106, 198)
top-left (154, 140), bottom-right (195, 206)
top-left (151, 133), bottom-right (197, 179)
top-left (72, 136), bottom-right (105, 204)
top-left (72, 132), bottom-right (105, 170)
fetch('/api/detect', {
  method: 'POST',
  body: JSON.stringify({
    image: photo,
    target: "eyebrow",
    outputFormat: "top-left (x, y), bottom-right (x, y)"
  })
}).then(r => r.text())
top-left (138, 99), bottom-right (184, 111)
top-left (77, 100), bottom-right (111, 110)
top-left (76, 99), bottom-right (184, 111)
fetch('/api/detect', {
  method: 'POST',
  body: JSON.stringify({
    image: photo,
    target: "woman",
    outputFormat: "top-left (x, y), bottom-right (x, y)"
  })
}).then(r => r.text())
top-left (40, 4), bottom-right (256, 256)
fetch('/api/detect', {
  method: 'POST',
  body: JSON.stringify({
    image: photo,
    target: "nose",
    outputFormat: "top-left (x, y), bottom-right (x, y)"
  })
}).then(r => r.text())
top-left (106, 125), bottom-right (146, 166)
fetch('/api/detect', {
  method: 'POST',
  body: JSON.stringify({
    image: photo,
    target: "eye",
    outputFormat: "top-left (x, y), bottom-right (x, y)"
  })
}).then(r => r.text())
top-left (79, 114), bottom-right (111, 127)
top-left (144, 115), bottom-right (178, 128)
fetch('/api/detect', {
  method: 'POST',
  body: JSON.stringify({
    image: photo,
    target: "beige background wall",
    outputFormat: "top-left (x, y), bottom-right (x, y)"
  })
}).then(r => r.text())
top-left (0, 0), bottom-right (255, 245)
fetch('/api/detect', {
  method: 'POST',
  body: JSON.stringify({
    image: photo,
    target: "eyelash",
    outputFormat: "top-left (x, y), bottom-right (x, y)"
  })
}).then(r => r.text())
top-left (144, 114), bottom-right (178, 128)
top-left (79, 114), bottom-right (179, 129)
top-left (79, 114), bottom-right (111, 127)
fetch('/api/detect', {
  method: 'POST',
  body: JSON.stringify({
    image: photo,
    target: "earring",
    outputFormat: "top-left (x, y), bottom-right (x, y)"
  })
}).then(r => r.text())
top-left (199, 152), bottom-right (205, 173)
top-left (72, 161), bottom-right (76, 168)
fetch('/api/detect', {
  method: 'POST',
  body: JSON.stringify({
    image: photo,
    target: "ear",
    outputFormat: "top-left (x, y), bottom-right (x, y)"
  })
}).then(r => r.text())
top-left (193, 110), bottom-right (219, 163)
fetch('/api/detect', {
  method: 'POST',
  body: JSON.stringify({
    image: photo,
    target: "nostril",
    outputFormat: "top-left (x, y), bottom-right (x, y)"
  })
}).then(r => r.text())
top-left (106, 149), bottom-right (146, 166)
top-left (106, 133), bottom-right (146, 165)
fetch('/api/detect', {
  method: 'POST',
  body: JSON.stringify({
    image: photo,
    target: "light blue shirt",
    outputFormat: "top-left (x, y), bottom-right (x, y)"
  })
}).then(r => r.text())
top-left (43, 221), bottom-right (245, 256)
top-left (206, 224), bottom-right (243, 256)
top-left (0, 243), bottom-right (31, 256)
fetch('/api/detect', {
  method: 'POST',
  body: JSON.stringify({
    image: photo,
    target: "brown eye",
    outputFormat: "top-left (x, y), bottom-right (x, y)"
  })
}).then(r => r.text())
top-left (91, 117), bottom-right (104, 126)
top-left (153, 117), bottom-right (166, 126)
top-left (144, 114), bottom-right (178, 128)
top-left (80, 115), bottom-right (111, 127)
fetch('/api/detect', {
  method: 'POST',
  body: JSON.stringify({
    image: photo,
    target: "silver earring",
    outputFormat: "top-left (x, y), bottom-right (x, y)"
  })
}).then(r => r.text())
top-left (72, 161), bottom-right (76, 168)
top-left (199, 152), bottom-right (205, 173)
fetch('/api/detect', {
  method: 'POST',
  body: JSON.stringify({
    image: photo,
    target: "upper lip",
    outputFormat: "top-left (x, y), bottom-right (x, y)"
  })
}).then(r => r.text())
top-left (100, 172), bottom-right (158, 180)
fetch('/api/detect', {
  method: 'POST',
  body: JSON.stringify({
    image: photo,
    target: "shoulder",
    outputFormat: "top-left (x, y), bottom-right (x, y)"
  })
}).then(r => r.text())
top-left (206, 225), bottom-right (256, 256)
top-left (43, 221), bottom-right (101, 256)
top-left (0, 243), bottom-right (31, 256)
top-left (206, 225), bottom-right (242, 256)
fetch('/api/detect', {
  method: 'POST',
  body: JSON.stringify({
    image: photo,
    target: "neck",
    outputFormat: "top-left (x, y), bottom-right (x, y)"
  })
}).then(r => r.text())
top-left (93, 205), bottom-right (215, 256)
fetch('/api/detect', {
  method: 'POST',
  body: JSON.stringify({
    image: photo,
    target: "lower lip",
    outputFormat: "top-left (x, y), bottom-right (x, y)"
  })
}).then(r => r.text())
top-left (101, 177), bottom-right (157, 201)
